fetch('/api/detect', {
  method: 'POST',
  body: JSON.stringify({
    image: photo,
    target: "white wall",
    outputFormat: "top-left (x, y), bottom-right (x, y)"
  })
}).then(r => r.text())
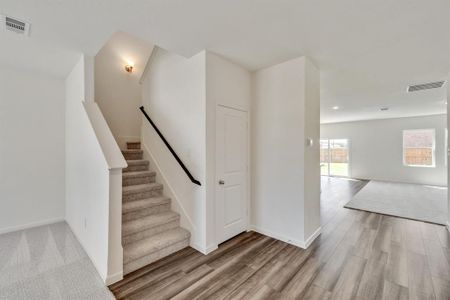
top-left (142, 50), bottom-right (321, 250)
top-left (251, 57), bottom-right (321, 248)
top-left (65, 56), bottom-right (126, 284)
top-left (205, 52), bottom-right (252, 247)
top-left (447, 78), bottom-right (450, 228)
top-left (141, 49), bottom-right (253, 253)
top-left (95, 32), bottom-right (153, 148)
top-left (303, 59), bottom-right (321, 240)
top-left (141, 47), bottom-right (207, 252)
top-left (321, 114), bottom-right (447, 186)
top-left (0, 67), bottom-right (65, 233)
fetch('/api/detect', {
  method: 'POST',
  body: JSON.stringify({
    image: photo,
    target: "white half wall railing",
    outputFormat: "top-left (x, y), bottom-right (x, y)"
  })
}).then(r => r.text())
top-left (65, 55), bottom-right (127, 285)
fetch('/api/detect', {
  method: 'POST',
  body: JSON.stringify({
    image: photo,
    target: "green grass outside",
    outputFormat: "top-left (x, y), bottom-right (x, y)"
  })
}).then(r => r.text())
top-left (321, 162), bottom-right (349, 177)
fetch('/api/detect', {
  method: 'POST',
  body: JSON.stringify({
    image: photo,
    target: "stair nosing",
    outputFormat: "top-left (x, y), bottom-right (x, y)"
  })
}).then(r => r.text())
top-left (124, 228), bottom-right (190, 263)
top-left (122, 196), bottom-right (170, 214)
top-left (122, 212), bottom-right (180, 236)
top-left (122, 171), bottom-right (156, 178)
top-left (122, 149), bottom-right (143, 153)
top-left (125, 160), bottom-right (149, 165)
top-left (122, 183), bottom-right (163, 194)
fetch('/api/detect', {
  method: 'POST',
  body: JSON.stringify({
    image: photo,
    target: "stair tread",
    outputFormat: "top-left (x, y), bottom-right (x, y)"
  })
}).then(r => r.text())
top-left (122, 196), bottom-right (170, 214)
top-left (122, 149), bottom-right (143, 153)
top-left (124, 228), bottom-right (190, 263)
top-left (122, 171), bottom-right (156, 178)
top-left (123, 211), bottom-right (179, 236)
top-left (126, 160), bottom-right (149, 165)
top-left (123, 183), bottom-right (162, 194)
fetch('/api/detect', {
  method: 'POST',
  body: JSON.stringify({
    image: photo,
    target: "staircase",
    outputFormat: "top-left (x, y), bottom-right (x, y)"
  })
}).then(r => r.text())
top-left (121, 142), bottom-right (190, 275)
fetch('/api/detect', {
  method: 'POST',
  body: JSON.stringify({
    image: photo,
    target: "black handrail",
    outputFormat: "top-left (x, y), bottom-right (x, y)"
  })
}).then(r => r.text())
top-left (139, 106), bottom-right (201, 186)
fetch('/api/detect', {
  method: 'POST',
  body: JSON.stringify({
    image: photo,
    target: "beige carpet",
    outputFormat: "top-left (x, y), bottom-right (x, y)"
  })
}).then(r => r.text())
top-left (345, 180), bottom-right (447, 225)
top-left (0, 222), bottom-right (114, 300)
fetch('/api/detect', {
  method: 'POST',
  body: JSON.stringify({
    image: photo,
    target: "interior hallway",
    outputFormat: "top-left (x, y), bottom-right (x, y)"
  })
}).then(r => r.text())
top-left (110, 177), bottom-right (450, 299)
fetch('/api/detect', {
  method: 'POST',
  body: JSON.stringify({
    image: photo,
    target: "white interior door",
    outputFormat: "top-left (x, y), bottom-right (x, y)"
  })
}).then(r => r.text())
top-left (216, 105), bottom-right (248, 244)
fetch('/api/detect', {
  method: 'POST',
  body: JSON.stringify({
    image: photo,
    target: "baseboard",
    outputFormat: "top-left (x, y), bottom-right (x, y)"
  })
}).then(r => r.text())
top-left (250, 225), bottom-right (305, 249)
top-left (0, 217), bottom-right (65, 235)
top-left (303, 226), bottom-right (322, 248)
top-left (191, 242), bottom-right (218, 255)
top-left (249, 225), bottom-right (321, 249)
top-left (105, 271), bottom-right (123, 286)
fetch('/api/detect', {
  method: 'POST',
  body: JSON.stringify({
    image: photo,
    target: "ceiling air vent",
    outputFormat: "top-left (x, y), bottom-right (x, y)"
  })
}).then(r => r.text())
top-left (407, 81), bottom-right (445, 92)
top-left (3, 15), bottom-right (31, 35)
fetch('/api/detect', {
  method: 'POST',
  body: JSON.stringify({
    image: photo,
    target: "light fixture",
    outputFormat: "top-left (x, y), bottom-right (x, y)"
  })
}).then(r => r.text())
top-left (332, 106), bottom-right (340, 110)
top-left (380, 107), bottom-right (389, 111)
top-left (124, 64), bottom-right (134, 73)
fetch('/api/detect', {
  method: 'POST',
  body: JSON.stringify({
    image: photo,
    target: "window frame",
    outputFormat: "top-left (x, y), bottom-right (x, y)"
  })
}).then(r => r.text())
top-left (402, 128), bottom-right (436, 168)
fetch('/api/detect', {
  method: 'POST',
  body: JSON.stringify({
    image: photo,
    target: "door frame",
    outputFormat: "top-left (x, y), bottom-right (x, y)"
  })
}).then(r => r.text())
top-left (214, 104), bottom-right (250, 245)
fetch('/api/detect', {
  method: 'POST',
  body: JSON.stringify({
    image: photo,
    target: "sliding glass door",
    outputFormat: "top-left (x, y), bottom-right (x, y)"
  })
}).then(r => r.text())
top-left (320, 139), bottom-right (350, 177)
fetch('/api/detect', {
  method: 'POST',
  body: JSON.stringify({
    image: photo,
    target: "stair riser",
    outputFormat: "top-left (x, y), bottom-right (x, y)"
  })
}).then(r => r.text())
top-left (123, 165), bottom-right (149, 173)
top-left (123, 189), bottom-right (163, 202)
top-left (124, 239), bottom-right (190, 275)
top-left (123, 220), bottom-right (180, 244)
top-left (122, 175), bottom-right (156, 187)
top-left (123, 204), bottom-right (170, 222)
top-left (123, 153), bottom-right (144, 160)
top-left (127, 143), bottom-right (141, 150)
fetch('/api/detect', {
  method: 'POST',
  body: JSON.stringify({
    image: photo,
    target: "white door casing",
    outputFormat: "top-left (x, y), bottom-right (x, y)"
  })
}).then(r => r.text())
top-left (215, 105), bottom-right (248, 244)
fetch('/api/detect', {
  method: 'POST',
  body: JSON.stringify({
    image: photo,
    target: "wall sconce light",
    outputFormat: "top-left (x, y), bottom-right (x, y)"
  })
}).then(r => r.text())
top-left (124, 64), bottom-right (134, 73)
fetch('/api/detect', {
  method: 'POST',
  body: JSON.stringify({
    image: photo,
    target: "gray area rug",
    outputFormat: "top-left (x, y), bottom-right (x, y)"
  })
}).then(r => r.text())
top-left (344, 180), bottom-right (447, 225)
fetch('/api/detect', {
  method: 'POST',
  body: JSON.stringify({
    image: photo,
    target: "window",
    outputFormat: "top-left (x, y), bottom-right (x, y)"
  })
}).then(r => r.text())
top-left (320, 139), bottom-right (350, 177)
top-left (403, 129), bottom-right (435, 167)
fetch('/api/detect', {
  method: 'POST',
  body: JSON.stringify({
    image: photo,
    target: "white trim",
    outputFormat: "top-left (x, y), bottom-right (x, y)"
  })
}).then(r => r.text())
top-left (105, 271), bottom-right (123, 286)
top-left (303, 227), bottom-right (322, 248)
top-left (214, 106), bottom-right (250, 245)
top-left (140, 138), bottom-right (197, 244)
top-left (0, 217), bottom-right (65, 234)
top-left (249, 225), bottom-right (321, 249)
top-left (402, 128), bottom-right (436, 168)
top-left (83, 102), bottom-right (127, 170)
top-left (191, 242), bottom-right (218, 255)
top-left (250, 225), bottom-right (305, 248)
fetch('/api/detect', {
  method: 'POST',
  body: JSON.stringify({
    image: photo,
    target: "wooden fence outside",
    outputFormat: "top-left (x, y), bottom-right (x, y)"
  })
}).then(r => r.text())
top-left (404, 148), bottom-right (433, 165)
top-left (320, 148), bottom-right (348, 163)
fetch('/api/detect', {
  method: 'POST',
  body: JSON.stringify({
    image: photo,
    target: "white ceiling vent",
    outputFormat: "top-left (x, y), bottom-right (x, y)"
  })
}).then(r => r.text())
top-left (2, 15), bottom-right (31, 36)
top-left (407, 81), bottom-right (445, 92)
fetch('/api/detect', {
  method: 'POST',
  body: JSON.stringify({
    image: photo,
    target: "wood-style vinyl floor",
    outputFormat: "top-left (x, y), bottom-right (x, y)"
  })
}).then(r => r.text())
top-left (110, 177), bottom-right (450, 299)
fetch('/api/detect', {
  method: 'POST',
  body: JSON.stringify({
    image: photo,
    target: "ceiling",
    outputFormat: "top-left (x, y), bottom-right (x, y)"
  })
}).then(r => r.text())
top-left (1, 0), bottom-right (449, 122)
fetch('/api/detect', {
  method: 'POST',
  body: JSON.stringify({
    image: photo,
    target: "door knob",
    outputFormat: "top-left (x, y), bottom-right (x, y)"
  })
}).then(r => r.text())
top-left (219, 180), bottom-right (225, 185)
